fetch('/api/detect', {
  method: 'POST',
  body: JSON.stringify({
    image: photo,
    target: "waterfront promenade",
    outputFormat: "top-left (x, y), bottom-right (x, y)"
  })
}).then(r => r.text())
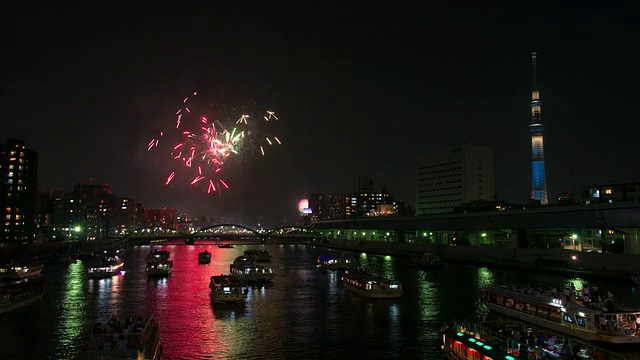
top-left (313, 238), bottom-right (640, 281)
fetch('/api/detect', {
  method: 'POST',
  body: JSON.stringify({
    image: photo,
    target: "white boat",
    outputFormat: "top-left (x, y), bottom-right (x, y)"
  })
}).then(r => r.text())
top-left (341, 269), bottom-right (403, 299)
top-left (209, 274), bottom-right (248, 303)
top-left (0, 260), bottom-right (44, 279)
top-left (244, 250), bottom-right (271, 262)
top-left (82, 316), bottom-right (162, 360)
top-left (0, 277), bottom-right (45, 313)
top-left (146, 260), bottom-right (173, 277)
top-left (87, 256), bottom-right (124, 279)
top-left (198, 250), bottom-right (212, 264)
top-left (230, 257), bottom-right (275, 282)
top-left (482, 284), bottom-right (640, 344)
top-left (317, 254), bottom-right (354, 271)
top-left (412, 253), bottom-right (445, 268)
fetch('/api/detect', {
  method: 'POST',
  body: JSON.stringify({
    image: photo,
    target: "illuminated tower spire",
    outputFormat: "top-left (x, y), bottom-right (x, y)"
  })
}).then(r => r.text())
top-left (529, 52), bottom-right (548, 205)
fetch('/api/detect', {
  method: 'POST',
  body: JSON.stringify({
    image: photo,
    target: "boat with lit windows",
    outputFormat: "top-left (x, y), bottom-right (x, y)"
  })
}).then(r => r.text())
top-left (0, 259), bottom-right (44, 279)
top-left (146, 260), bottom-right (173, 277)
top-left (412, 253), bottom-right (445, 268)
top-left (230, 256), bottom-right (275, 282)
top-left (341, 268), bottom-right (403, 299)
top-left (198, 250), bottom-right (212, 264)
top-left (209, 274), bottom-right (248, 303)
top-left (441, 322), bottom-right (522, 360)
top-left (88, 256), bottom-right (124, 279)
top-left (482, 284), bottom-right (640, 344)
top-left (317, 254), bottom-right (354, 271)
top-left (244, 249), bottom-right (271, 262)
top-left (0, 277), bottom-right (45, 314)
top-left (82, 315), bottom-right (162, 360)
top-left (147, 249), bottom-right (170, 262)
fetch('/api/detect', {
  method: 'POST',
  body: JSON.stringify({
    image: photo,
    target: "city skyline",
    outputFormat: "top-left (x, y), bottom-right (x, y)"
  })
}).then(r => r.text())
top-left (1, 2), bottom-right (639, 226)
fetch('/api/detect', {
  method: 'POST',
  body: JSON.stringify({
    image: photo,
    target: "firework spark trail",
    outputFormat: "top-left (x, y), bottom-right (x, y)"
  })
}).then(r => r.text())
top-left (147, 91), bottom-right (283, 194)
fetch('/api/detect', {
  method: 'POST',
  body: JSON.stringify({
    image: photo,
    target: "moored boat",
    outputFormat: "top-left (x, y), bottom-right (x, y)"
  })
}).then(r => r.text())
top-left (0, 277), bottom-right (45, 314)
top-left (412, 253), bottom-right (445, 268)
top-left (0, 259), bottom-right (44, 279)
top-left (209, 274), bottom-right (248, 303)
top-left (482, 284), bottom-right (640, 344)
top-left (146, 260), bottom-right (173, 277)
top-left (341, 268), bottom-right (403, 299)
top-left (244, 249), bottom-right (271, 262)
top-left (317, 254), bottom-right (354, 271)
top-left (82, 316), bottom-right (162, 360)
top-left (198, 250), bottom-right (212, 264)
top-left (88, 256), bottom-right (124, 279)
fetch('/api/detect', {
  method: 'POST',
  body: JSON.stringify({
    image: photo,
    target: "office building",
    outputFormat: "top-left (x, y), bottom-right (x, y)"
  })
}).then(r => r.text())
top-left (416, 144), bottom-right (495, 215)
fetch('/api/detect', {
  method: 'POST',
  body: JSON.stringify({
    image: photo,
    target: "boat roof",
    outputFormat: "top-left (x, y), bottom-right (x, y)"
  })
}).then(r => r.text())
top-left (443, 328), bottom-right (517, 360)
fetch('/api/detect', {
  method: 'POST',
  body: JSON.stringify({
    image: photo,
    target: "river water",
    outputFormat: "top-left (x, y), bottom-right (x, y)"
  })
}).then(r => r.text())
top-left (2, 241), bottom-right (640, 359)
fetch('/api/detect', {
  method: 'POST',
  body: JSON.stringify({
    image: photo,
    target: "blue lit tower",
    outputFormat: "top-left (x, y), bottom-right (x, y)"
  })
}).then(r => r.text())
top-left (529, 52), bottom-right (548, 205)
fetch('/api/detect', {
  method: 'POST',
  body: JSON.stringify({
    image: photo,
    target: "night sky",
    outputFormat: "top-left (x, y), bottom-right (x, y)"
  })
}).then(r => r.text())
top-left (1, 2), bottom-right (638, 227)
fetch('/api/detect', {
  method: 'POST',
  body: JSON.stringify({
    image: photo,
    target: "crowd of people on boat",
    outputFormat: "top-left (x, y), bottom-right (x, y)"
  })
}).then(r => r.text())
top-left (448, 321), bottom-right (612, 360)
top-left (508, 282), bottom-right (613, 309)
top-left (92, 316), bottom-right (147, 352)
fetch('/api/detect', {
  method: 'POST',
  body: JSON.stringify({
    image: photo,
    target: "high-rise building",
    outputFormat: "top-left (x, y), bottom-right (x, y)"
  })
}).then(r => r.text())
top-left (0, 139), bottom-right (39, 244)
top-left (53, 183), bottom-right (113, 240)
top-left (416, 144), bottom-right (495, 215)
top-left (529, 52), bottom-right (549, 205)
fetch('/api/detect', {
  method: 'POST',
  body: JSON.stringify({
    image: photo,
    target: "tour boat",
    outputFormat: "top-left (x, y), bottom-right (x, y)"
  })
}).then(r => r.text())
top-left (198, 250), bottom-right (212, 264)
top-left (209, 274), bottom-right (248, 303)
top-left (0, 259), bottom-right (44, 279)
top-left (244, 250), bottom-right (271, 262)
top-left (230, 257), bottom-right (275, 283)
top-left (218, 244), bottom-right (234, 249)
top-left (0, 277), bottom-right (45, 314)
top-left (82, 316), bottom-right (162, 360)
top-left (88, 256), bottom-right (124, 279)
top-left (146, 260), bottom-right (173, 277)
top-left (147, 249), bottom-right (170, 262)
top-left (482, 284), bottom-right (640, 344)
top-left (341, 268), bottom-right (403, 299)
top-left (317, 254), bottom-right (355, 271)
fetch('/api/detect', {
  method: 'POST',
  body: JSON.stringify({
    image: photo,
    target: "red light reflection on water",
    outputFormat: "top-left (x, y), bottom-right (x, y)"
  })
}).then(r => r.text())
top-left (146, 243), bottom-right (247, 358)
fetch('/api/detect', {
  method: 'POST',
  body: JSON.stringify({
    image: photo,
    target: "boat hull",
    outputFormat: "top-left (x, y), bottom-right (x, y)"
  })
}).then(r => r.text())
top-left (147, 270), bottom-right (172, 277)
top-left (485, 302), bottom-right (640, 344)
top-left (0, 292), bottom-right (45, 314)
top-left (344, 283), bottom-right (403, 299)
top-left (0, 264), bottom-right (44, 279)
top-left (211, 293), bottom-right (248, 303)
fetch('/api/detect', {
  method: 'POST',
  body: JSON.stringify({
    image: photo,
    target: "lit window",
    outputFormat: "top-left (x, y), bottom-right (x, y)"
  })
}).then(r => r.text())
top-left (605, 189), bottom-right (613, 195)
top-left (4, 215), bottom-right (10, 220)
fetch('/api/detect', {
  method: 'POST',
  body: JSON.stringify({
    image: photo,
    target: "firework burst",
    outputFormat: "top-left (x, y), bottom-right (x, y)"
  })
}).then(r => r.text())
top-left (147, 92), bottom-right (282, 193)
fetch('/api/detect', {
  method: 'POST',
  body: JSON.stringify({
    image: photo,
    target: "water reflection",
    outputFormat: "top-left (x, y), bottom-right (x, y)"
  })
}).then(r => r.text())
top-left (53, 261), bottom-right (86, 359)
